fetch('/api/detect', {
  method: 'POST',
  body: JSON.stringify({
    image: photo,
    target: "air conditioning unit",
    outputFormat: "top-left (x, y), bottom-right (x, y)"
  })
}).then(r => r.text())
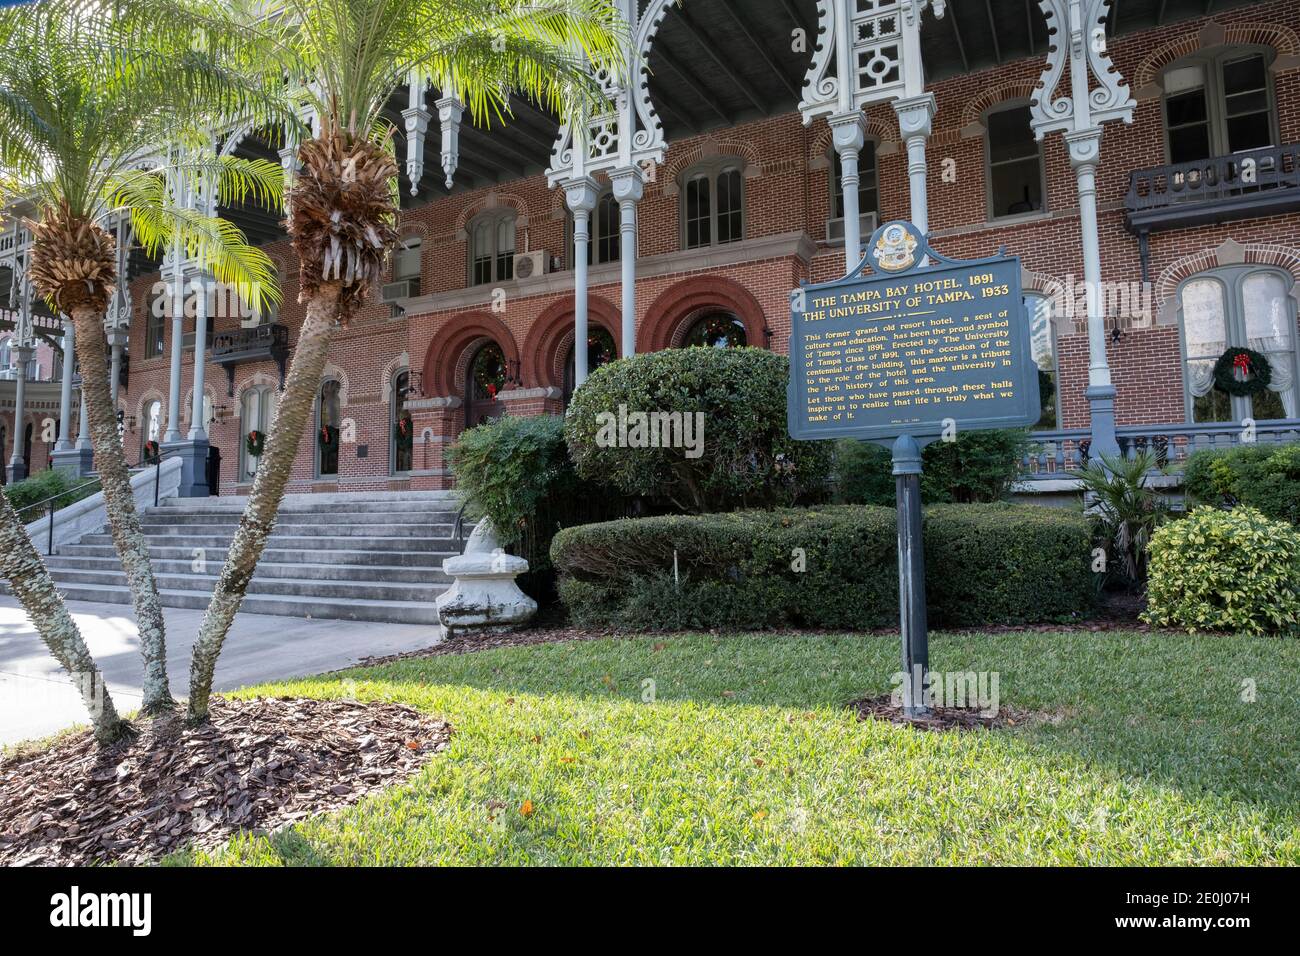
top-left (826, 211), bottom-right (879, 245)
top-left (513, 250), bottom-right (548, 281)
top-left (380, 278), bottom-right (420, 304)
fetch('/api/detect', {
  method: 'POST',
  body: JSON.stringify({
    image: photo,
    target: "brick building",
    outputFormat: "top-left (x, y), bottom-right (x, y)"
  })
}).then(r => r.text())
top-left (111, 0), bottom-right (1300, 495)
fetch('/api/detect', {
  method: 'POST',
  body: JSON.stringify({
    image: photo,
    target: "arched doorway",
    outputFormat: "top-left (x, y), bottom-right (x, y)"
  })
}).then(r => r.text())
top-left (315, 380), bottom-right (343, 477)
top-left (682, 311), bottom-right (748, 348)
top-left (465, 342), bottom-right (507, 429)
top-left (391, 369), bottom-right (413, 475)
top-left (563, 326), bottom-right (617, 405)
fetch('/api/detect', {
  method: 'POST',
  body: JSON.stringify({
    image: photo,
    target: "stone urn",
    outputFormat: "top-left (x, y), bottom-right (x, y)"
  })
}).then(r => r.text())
top-left (435, 519), bottom-right (537, 636)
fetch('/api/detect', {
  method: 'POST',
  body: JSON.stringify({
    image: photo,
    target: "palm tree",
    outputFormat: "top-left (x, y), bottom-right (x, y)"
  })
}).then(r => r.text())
top-left (186, 0), bottom-right (630, 721)
top-left (0, 0), bottom-right (288, 715)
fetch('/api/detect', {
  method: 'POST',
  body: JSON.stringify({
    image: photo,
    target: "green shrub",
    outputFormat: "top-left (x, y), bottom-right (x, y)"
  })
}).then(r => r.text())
top-left (447, 414), bottom-right (627, 599)
top-left (1183, 442), bottom-right (1300, 525)
top-left (1, 469), bottom-right (94, 519)
top-left (1144, 506), bottom-right (1300, 635)
top-left (1070, 450), bottom-right (1170, 589)
top-left (832, 430), bottom-right (1032, 506)
top-left (552, 503), bottom-right (1093, 630)
top-left (564, 347), bottom-right (833, 513)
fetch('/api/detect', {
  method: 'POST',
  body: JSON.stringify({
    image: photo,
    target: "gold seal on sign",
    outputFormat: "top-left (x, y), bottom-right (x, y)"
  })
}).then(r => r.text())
top-left (872, 223), bottom-right (918, 272)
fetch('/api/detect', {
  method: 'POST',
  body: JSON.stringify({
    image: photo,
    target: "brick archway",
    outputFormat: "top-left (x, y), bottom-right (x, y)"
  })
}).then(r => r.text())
top-left (520, 296), bottom-right (622, 388)
top-left (422, 312), bottom-right (520, 397)
top-left (641, 275), bottom-right (769, 352)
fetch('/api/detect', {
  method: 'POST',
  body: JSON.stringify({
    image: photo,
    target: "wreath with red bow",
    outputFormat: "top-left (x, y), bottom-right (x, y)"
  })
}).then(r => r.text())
top-left (245, 430), bottom-right (265, 458)
top-left (394, 414), bottom-right (413, 448)
top-left (1213, 347), bottom-right (1272, 398)
top-left (318, 425), bottom-right (339, 450)
top-left (143, 440), bottom-right (161, 464)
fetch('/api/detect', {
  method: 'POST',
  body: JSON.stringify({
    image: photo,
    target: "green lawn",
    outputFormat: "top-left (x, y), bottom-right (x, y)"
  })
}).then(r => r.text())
top-left (174, 630), bottom-right (1300, 865)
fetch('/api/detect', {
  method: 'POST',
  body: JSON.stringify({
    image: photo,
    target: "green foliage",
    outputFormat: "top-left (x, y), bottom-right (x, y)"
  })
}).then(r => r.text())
top-left (831, 439), bottom-right (894, 506)
top-left (921, 429), bottom-right (1033, 504)
top-left (447, 414), bottom-right (626, 595)
top-left (552, 503), bottom-right (1093, 630)
top-left (1070, 450), bottom-right (1170, 588)
top-left (564, 348), bottom-right (833, 513)
top-left (1145, 507), bottom-right (1300, 636)
top-left (1183, 442), bottom-right (1300, 526)
top-left (831, 430), bottom-right (1032, 506)
top-left (2, 469), bottom-right (97, 518)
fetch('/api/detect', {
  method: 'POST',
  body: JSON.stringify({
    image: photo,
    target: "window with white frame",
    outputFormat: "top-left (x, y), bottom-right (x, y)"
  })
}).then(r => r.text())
top-left (468, 211), bottom-right (515, 286)
top-left (1163, 48), bottom-right (1277, 164)
top-left (681, 158), bottom-right (745, 250)
top-left (1025, 294), bottom-right (1061, 430)
top-left (238, 386), bottom-right (276, 481)
top-left (1178, 266), bottom-right (1298, 423)
top-left (985, 103), bottom-right (1045, 220)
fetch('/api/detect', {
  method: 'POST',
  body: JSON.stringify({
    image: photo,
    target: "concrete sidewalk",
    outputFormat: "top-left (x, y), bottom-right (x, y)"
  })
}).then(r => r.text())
top-left (0, 595), bottom-right (442, 746)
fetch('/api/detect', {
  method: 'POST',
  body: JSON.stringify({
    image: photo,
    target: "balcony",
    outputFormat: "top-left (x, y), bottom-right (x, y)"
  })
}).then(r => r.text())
top-left (211, 323), bottom-right (289, 396)
top-left (1126, 144), bottom-right (1300, 280)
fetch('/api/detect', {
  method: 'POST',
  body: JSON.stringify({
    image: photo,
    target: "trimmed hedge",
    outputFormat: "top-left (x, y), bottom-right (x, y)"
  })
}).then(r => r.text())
top-left (552, 503), bottom-right (1094, 630)
top-left (1183, 442), bottom-right (1300, 525)
top-left (564, 347), bottom-right (833, 512)
top-left (832, 429), bottom-right (1033, 506)
top-left (1144, 506), bottom-right (1300, 635)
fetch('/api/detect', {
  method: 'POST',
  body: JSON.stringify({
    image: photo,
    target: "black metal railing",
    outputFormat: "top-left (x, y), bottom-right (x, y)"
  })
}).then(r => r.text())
top-left (1127, 143), bottom-right (1300, 215)
top-left (14, 451), bottom-right (177, 556)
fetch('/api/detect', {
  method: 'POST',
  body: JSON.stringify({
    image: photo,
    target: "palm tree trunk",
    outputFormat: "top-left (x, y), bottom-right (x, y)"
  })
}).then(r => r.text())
top-left (70, 305), bottom-right (173, 714)
top-left (0, 487), bottom-right (128, 744)
top-left (187, 284), bottom-right (340, 722)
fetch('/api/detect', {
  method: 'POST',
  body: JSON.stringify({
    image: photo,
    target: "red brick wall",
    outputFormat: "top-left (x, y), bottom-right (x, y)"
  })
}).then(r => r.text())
top-left (118, 0), bottom-right (1300, 492)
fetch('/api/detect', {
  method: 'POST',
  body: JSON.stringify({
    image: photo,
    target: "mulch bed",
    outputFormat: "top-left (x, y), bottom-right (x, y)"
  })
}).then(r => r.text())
top-left (0, 697), bottom-right (451, 866)
top-left (849, 694), bottom-right (1041, 732)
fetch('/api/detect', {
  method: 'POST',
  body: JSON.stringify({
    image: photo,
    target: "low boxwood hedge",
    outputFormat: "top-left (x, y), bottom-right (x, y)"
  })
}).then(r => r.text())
top-left (552, 503), bottom-right (1094, 630)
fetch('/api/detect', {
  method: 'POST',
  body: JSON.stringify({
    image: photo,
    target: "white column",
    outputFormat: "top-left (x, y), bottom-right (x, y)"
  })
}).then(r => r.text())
top-left (829, 112), bottom-right (869, 271)
top-left (54, 317), bottom-right (75, 451)
top-left (75, 390), bottom-right (90, 450)
top-left (609, 166), bottom-right (644, 358)
top-left (565, 177), bottom-right (600, 387)
top-left (893, 94), bottom-right (936, 237)
top-left (187, 274), bottom-right (209, 441)
top-left (1066, 128), bottom-right (1109, 390)
top-left (164, 258), bottom-right (184, 442)
top-left (8, 345), bottom-right (33, 481)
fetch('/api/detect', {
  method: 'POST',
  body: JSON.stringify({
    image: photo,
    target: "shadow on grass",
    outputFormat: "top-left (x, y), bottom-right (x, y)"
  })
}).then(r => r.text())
top-left (343, 629), bottom-right (1300, 813)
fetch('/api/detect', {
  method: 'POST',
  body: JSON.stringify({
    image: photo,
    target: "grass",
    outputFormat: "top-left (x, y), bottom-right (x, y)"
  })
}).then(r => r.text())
top-left (170, 629), bottom-right (1300, 865)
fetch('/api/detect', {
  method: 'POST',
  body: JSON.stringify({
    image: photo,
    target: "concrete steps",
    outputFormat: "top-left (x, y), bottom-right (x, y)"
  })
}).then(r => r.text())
top-left (16, 491), bottom-right (465, 624)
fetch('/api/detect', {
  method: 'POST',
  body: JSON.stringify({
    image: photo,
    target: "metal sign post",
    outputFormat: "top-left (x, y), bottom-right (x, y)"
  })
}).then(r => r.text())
top-left (788, 220), bottom-right (1041, 716)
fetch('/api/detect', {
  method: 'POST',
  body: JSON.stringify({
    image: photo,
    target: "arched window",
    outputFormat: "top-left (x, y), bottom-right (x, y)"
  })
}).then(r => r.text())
top-left (1025, 294), bottom-right (1060, 430)
top-left (829, 143), bottom-right (879, 239)
top-left (984, 103), bottom-right (1045, 219)
top-left (568, 191), bottom-right (621, 267)
top-left (1178, 266), bottom-right (1298, 423)
top-left (315, 379), bottom-right (343, 477)
top-left (391, 369), bottom-right (412, 475)
top-left (185, 392), bottom-right (213, 433)
top-left (680, 158), bottom-right (745, 250)
top-left (468, 211), bottom-right (516, 286)
top-left (1163, 47), bottom-right (1277, 164)
top-left (238, 386), bottom-right (276, 481)
top-left (683, 312), bottom-right (747, 349)
top-left (563, 326), bottom-right (617, 405)
top-left (141, 398), bottom-right (162, 462)
top-left (465, 342), bottom-right (507, 429)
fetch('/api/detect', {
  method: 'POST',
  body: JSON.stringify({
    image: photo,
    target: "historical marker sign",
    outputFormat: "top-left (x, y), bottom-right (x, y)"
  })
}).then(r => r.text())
top-left (788, 221), bottom-right (1040, 443)
top-left (787, 221), bottom-right (1040, 718)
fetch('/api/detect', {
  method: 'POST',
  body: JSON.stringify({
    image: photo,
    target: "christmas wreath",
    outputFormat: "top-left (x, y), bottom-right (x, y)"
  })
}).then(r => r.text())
top-left (245, 430), bottom-right (266, 458)
top-left (1213, 347), bottom-right (1272, 397)
top-left (318, 425), bottom-right (339, 450)
top-left (143, 440), bottom-right (161, 464)
top-left (394, 415), bottom-right (413, 448)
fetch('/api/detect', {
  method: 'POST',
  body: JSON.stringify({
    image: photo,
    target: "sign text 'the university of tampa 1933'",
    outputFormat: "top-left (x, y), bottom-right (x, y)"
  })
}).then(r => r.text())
top-left (787, 221), bottom-right (1040, 443)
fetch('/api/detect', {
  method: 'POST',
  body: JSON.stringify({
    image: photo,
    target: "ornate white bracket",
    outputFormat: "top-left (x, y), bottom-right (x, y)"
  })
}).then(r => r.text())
top-left (402, 73), bottom-right (433, 196)
top-left (800, 0), bottom-right (946, 124)
top-left (435, 95), bottom-right (463, 189)
top-left (547, 0), bottom-right (666, 186)
top-left (1030, 0), bottom-right (1135, 140)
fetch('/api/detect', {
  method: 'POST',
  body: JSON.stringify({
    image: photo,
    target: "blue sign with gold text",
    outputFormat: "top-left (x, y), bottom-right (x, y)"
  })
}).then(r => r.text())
top-left (788, 221), bottom-right (1040, 443)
